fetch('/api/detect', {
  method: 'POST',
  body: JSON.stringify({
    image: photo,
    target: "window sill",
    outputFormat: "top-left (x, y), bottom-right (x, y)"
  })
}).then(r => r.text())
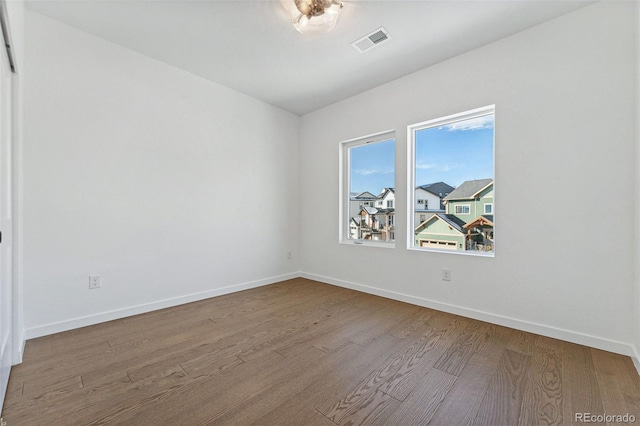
top-left (407, 246), bottom-right (494, 257)
top-left (340, 239), bottom-right (395, 249)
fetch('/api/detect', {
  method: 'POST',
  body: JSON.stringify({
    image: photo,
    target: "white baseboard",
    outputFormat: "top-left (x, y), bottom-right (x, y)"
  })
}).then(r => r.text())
top-left (632, 346), bottom-right (640, 377)
top-left (300, 272), bottom-right (637, 358)
top-left (21, 271), bottom-right (639, 363)
top-left (25, 272), bottom-right (300, 339)
top-left (12, 328), bottom-right (25, 365)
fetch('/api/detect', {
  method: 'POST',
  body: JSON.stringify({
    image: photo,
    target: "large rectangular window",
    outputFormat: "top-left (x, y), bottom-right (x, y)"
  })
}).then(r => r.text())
top-left (340, 131), bottom-right (395, 246)
top-left (408, 106), bottom-right (495, 255)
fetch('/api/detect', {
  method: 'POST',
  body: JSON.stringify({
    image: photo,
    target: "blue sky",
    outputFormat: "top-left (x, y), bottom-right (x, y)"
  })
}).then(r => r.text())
top-left (350, 115), bottom-right (494, 194)
top-left (349, 138), bottom-right (395, 195)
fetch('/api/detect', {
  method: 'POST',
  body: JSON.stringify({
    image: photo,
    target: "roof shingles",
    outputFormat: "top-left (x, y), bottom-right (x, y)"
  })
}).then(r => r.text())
top-left (443, 179), bottom-right (493, 201)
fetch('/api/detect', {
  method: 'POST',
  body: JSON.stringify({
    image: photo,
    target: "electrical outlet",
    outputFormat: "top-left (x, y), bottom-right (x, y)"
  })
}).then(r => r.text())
top-left (89, 275), bottom-right (101, 289)
top-left (287, 251), bottom-right (292, 260)
top-left (441, 269), bottom-right (451, 282)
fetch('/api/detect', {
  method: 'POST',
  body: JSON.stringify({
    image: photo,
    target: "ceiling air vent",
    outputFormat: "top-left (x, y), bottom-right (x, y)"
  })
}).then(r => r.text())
top-left (351, 27), bottom-right (391, 53)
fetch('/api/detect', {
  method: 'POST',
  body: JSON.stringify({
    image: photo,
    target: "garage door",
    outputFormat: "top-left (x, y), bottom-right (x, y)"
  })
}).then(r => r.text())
top-left (419, 240), bottom-right (457, 250)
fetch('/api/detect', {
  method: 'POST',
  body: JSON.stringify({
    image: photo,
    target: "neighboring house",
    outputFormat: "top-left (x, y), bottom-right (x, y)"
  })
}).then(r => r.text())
top-left (414, 214), bottom-right (467, 250)
top-left (414, 182), bottom-right (454, 225)
top-left (358, 206), bottom-right (394, 241)
top-left (358, 206), bottom-right (379, 240)
top-left (349, 217), bottom-right (359, 240)
top-left (415, 179), bottom-right (494, 252)
top-left (464, 215), bottom-right (494, 251)
top-left (419, 182), bottom-right (455, 207)
top-left (349, 191), bottom-right (378, 219)
top-left (375, 208), bottom-right (395, 241)
top-left (349, 188), bottom-right (395, 241)
top-left (443, 179), bottom-right (493, 221)
top-left (379, 187), bottom-right (395, 209)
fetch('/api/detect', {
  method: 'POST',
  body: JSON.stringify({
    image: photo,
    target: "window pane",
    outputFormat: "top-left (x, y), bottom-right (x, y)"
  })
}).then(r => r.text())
top-left (411, 108), bottom-right (494, 254)
top-left (347, 137), bottom-right (395, 242)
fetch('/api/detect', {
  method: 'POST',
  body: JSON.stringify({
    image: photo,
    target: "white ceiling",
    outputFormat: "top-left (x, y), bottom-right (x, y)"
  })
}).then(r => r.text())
top-left (25, 0), bottom-right (595, 115)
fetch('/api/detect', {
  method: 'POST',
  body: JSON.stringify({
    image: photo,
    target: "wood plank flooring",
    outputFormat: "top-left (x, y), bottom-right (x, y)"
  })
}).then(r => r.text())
top-left (2, 278), bottom-right (639, 425)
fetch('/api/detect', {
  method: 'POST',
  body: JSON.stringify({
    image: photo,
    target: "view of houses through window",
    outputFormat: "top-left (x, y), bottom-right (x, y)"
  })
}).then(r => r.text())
top-left (345, 133), bottom-right (395, 243)
top-left (342, 106), bottom-right (494, 254)
top-left (410, 106), bottom-right (495, 254)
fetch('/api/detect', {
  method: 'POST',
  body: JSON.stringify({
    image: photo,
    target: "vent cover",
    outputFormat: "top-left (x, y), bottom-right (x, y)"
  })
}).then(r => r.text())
top-left (351, 27), bottom-right (391, 53)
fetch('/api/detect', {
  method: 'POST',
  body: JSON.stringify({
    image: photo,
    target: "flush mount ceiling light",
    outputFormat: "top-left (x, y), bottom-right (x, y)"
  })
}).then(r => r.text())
top-left (292, 0), bottom-right (344, 35)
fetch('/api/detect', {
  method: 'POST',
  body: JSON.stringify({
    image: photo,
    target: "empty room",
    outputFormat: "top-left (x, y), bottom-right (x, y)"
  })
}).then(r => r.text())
top-left (0, 0), bottom-right (639, 424)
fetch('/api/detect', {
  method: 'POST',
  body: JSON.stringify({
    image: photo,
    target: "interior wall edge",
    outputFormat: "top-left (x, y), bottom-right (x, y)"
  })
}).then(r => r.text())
top-left (635, 0), bottom-right (640, 380)
top-left (24, 271), bottom-right (300, 340)
top-left (299, 272), bottom-right (636, 359)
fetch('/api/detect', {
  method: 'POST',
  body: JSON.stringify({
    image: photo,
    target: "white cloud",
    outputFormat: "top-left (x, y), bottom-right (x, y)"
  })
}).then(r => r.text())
top-left (354, 168), bottom-right (394, 176)
top-left (442, 115), bottom-right (494, 132)
top-left (416, 163), bottom-right (459, 172)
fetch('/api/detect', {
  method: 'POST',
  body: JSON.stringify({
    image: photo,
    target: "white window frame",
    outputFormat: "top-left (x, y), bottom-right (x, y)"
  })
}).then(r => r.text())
top-left (455, 204), bottom-right (471, 215)
top-left (340, 130), bottom-right (395, 248)
top-left (484, 203), bottom-right (493, 214)
top-left (407, 105), bottom-right (495, 256)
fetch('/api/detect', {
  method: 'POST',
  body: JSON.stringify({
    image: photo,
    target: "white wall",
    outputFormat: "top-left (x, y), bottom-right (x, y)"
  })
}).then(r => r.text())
top-left (23, 11), bottom-right (300, 336)
top-left (300, 2), bottom-right (638, 356)
top-left (17, 1), bottom-right (640, 364)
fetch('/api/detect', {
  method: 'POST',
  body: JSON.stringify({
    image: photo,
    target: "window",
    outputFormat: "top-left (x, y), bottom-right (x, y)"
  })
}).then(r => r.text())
top-left (408, 105), bottom-right (494, 255)
top-left (455, 205), bottom-right (470, 215)
top-left (341, 131), bottom-right (395, 246)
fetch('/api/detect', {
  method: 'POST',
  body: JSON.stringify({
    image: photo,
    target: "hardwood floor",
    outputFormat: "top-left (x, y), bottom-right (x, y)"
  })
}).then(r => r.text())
top-left (2, 278), bottom-right (639, 425)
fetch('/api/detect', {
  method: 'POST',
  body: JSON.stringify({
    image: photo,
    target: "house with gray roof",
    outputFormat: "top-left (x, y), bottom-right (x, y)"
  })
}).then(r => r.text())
top-left (418, 182), bottom-right (455, 201)
top-left (357, 205), bottom-right (394, 241)
top-left (349, 191), bottom-right (378, 219)
top-left (349, 188), bottom-right (396, 241)
top-left (444, 179), bottom-right (494, 222)
top-left (375, 188), bottom-right (395, 210)
top-left (414, 214), bottom-right (467, 251)
top-left (414, 181), bottom-right (454, 225)
top-left (414, 179), bottom-right (494, 252)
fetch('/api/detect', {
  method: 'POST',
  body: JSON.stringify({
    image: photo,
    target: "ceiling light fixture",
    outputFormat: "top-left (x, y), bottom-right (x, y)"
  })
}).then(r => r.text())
top-left (292, 0), bottom-right (344, 35)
